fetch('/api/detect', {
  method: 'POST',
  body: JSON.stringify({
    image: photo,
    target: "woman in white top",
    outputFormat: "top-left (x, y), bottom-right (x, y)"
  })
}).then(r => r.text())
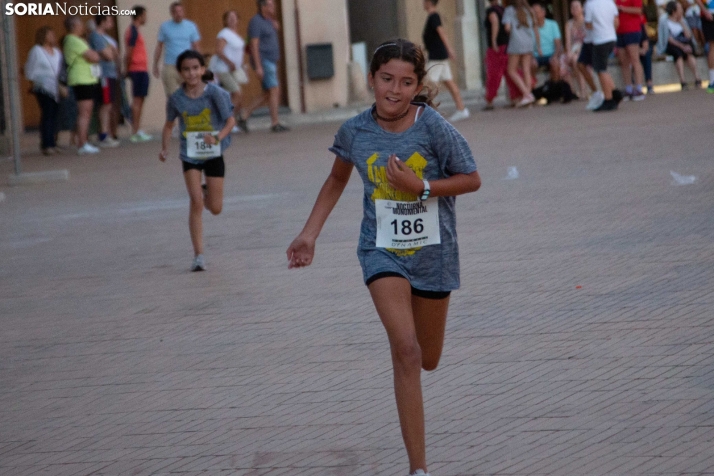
top-left (657, 1), bottom-right (703, 88)
top-left (25, 26), bottom-right (64, 155)
top-left (209, 10), bottom-right (249, 132)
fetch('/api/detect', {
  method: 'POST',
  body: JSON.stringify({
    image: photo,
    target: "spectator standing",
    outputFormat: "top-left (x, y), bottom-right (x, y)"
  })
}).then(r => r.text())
top-left (484, 0), bottom-right (520, 109)
top-left (502, 0), bottom-right (540, 106)
top-left (422, 0), bottom-right (470, 121)
top-left (585, 0), bottom-right (621, 111)
top-left (694, 0), bottom-right (714, 92)
top-left (25, 26), bottom-right (64, 155)
top-left (657, 1), bottom-right (703, 88)
top-left (638, 22), bottom-right (655, 93)
top-left (239, 0), bottom-right (289, 132)
top-left (576, 0), bottom-right (606, 109)
top-left (209, 10), bottom-right (249, 132)
top-left (89, 15), bottom-right (120, 148)
top-left (124, 5), bottom-right (153, 142)
top-left (63, 16), bottom-right (102, 154)
top-left (153, 1), bottom-right (200, 97)
top-left (616, 0), bottom-right (646, 100)
top-left (532, 2), bottom-right (564, 82)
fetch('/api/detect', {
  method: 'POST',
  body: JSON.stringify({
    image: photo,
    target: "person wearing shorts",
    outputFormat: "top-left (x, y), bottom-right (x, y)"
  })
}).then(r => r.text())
top-left (153, 2), bottom-right (200, 97)
top-left (209, 10), bottom-right (249, 133)
top-left (422, 0), bottom-right (470, 122)
top-left (694, 0), bottom-right (714, 92)
top-left (288, 39), bottom-right (481, 476)
top-left (585, 0), bottom-right (622, 110)
top-left (160, 50), bottom-right (235, 272)
top-left (615, 0), bottom-right (646, 99)
top-left (239, 0), bottom-right (289, 132)
top-left (531, 2), bottom-right (563, 81)
top-left (63, 16), bottom-right (102, 154)
top-left (125, 5), bottom-right (152, 142)
top-left (89, 14), bottom-right (121, 148)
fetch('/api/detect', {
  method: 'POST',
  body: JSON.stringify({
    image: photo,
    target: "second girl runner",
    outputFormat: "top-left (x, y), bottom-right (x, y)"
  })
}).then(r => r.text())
top-left (160, 50), bottom-right (235, 271)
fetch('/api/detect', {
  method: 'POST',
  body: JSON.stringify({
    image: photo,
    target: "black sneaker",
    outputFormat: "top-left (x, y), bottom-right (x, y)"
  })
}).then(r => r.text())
top-left (612, 89), bottom-right (624, 104)
top-left (271, 123), bottom-right (290, 132)
top-left (236, 117), bottom-right (249, 133)
top-left (681, 82), bottom-right (689, 91)
top-left (594, 99), bottom-right (618, 112)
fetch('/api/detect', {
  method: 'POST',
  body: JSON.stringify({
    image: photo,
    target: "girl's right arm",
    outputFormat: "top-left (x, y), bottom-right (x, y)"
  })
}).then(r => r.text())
top-left (159, 120), bottom-right (174, 161)
top-left (287, 158), bottom-right (354, 269)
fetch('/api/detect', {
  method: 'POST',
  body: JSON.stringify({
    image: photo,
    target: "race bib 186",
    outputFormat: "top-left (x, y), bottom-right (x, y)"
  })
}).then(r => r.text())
top-left (186, 131), bottom-right (221, 159)
top-left (375, 198), bottom-right (441, 249)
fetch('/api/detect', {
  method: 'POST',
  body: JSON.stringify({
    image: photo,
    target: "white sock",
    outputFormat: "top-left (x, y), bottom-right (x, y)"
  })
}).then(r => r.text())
top-left (709, 69), bottom-right (714, 85)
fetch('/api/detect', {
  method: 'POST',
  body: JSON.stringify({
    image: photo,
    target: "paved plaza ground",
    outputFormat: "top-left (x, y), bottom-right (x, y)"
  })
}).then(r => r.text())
top-left (1, 91), bottom-right (713, 476)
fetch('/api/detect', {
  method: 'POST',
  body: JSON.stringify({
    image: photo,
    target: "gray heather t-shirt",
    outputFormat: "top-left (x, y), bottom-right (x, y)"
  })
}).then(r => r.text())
top-left (166, 82), bottom-right (233, 164)
top-left (329, 105), bottom-right (477, 292)
top-left (247, 14), bottom-right (280, 63)
top-left (502, 6), bottom-right (535, 55)
top-left (88, 31), bottom-right (117, 79)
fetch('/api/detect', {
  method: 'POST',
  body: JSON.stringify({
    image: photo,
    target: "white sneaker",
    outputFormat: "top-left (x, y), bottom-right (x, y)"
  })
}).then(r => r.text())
top-left (191, 254), bottom-right (206, 272)
top-left (77, 143), bottom-right (100, 155)
top-left (448, 108), bottom-right (470, 122)
top-left (409, 470), bottom-right (430, 476)
top-left (137, 130), bottom-right (153, 141)
top-left (586, 91), bottom-right (604, 111)
top-left (231, 125), bottom-right (241, 134)
top-left (98, 137), bottom-right (120, 148)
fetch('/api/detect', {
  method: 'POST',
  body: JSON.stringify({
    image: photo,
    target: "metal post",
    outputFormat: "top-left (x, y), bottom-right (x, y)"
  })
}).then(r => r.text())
top-left (2, 6), bottom-right (22, 175)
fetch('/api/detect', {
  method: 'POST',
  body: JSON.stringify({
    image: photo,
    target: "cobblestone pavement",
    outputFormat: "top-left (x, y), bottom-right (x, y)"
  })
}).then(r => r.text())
top-left (1, 91), bottom-right (713, 476)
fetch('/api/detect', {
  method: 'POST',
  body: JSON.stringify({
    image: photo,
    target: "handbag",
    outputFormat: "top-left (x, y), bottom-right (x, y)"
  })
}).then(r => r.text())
top-left (232, 66), bottom-right (249, 85)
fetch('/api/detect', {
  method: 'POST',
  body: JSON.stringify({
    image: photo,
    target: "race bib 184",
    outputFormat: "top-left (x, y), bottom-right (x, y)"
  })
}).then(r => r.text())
top-left (375, 198), bottom-right (441, 249)
top-left (186, 131), bottom-right (221, 159)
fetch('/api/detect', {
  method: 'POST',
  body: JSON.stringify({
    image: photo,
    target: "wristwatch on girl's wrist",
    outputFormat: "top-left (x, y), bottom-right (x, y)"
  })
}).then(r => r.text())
top-left (420, 180), bottom-right (430, 201)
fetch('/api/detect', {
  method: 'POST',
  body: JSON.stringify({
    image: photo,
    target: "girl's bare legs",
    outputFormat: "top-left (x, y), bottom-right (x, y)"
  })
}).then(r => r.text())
top-left (204, 175), bottom-right (224, 215)
top-left (521, 54), bottom-right (534, 96)
top-left (617, 47), bottom-right (633, 87)
top-left (413, 294), bottom-right (449, 371)
top-left (369, 277), bottom-right (450, 474)
top-left (627, 43), bottom-right (645, 88)
top-left (184, 169), bottom-right (205, 256)
top-left (508, 54), bottom-right (530, 96)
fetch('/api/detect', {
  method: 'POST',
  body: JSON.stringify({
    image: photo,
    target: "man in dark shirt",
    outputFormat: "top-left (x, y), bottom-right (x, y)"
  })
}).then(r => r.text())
top-left (238, 0), bottom-right (288, 132)
top-left (422, 0), bottom-right (470, 122)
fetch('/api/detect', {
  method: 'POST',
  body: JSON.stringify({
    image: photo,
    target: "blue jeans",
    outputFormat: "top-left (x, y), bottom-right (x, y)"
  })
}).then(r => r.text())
top-left (261, 59), bottom-right (279, 90)
top-left (34, 91), bottom-right (58, 149)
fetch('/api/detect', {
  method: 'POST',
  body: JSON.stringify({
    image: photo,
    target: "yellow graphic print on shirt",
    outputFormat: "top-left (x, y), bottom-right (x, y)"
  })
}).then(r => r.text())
top-left (367, 152), bottom-right (428, 256)
top-left (181, 108), bottom-right (213, 137)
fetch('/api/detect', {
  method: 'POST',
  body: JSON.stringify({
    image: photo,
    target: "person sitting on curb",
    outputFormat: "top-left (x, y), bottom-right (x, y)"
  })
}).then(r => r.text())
top-left (531, 2), bottom-right (564, 83)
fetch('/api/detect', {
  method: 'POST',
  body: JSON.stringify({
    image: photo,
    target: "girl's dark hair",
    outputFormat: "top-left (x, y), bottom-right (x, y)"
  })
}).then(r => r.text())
top-left (665, 0), bottom-right (678, 15)
top-left (176, 49), bottom-right (205, 70)
top-left (369, 39), bottom-right (438, 107)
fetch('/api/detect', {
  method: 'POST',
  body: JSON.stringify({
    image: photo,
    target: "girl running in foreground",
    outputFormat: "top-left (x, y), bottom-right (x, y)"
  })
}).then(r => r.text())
top-left (287, 39), bottom-right (481, 476)
top-left (160, 50), bottom-right (235, 271)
